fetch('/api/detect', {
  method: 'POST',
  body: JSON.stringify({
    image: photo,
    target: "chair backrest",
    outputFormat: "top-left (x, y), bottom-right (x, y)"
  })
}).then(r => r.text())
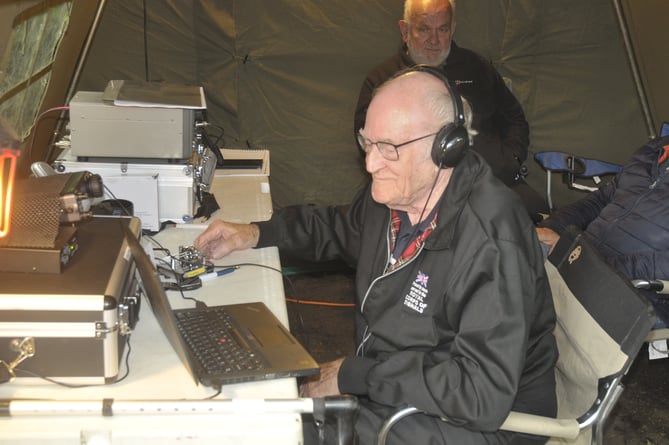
top-left (545, 227), bottom-right (656, 444)
top-left (534, 151), bottom-right (622, 211)
top-left (377, 227), bottom-right (656, 445)
top-left (534, 152), bottom-right (622, 179)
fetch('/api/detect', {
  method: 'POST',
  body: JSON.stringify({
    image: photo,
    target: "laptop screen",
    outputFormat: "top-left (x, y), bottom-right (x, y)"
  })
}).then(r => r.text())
top-left (122, 224), bottom-right (201, 384)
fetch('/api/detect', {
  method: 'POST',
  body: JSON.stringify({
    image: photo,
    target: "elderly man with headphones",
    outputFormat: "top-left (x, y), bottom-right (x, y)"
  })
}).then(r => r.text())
top-left (195, 67), bottom-right (557, 445)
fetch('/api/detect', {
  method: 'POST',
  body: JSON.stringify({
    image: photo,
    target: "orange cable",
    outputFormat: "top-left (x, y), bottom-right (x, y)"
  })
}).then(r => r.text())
top-left (285, 298), bottom-right (355, 308)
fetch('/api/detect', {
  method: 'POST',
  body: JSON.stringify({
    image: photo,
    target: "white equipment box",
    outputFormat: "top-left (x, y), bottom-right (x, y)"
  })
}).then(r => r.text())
top-left (69, 91), bottom-right (196, 160)
top-left (54, 157), bottom-right (195, 232)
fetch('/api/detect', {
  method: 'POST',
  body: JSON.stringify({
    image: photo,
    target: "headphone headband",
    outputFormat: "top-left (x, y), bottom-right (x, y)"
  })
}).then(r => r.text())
top-left (397, 64), bottom-right (469, 168)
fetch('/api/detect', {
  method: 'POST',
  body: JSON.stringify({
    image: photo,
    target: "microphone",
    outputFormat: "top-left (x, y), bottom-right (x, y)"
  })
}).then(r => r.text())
top-left (30, 161), bottom-right (57, 177)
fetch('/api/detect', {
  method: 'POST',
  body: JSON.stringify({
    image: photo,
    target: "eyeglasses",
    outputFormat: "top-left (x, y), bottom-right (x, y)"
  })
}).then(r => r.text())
top-left (357, 130), bottom-right (438, 161)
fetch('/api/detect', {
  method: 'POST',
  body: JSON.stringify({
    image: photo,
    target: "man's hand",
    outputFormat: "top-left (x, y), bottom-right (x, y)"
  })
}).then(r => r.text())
top-left (299, 358), bottom-right (344, 398)
top-left (193, 220), bottom-right (260, 259)
top-left (535, 227), bottom-right (560, 256)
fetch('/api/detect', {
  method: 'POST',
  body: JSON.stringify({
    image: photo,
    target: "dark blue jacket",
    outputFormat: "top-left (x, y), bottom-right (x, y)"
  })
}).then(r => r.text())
top-left (539, 135), bottom-right (669, 320)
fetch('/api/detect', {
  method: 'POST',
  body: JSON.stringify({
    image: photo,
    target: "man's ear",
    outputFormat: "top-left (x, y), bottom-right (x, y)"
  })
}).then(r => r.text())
top-left (399, 19), bottom-right (409, 42)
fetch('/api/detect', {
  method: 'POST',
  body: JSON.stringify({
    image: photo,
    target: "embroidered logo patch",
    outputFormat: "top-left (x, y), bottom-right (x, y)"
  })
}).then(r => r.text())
top-left (404, 271), bottom-right (429, 313)
top-left (416, 271), bottom-right (429, 288)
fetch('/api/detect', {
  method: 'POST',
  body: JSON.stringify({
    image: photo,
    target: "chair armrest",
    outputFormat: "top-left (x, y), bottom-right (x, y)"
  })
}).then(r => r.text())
top-left (499, 411), bottom-right (580, 440)
top-left (377, 407), bottom-right (581, 444)
top-left (632, 279), bottom-right (669, 294)
top-left (647, 328), bottom-right (669, 341)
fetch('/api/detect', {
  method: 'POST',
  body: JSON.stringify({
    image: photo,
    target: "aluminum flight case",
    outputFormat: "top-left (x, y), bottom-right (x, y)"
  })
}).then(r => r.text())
top-left (0, 217), bottom-right (141, 384)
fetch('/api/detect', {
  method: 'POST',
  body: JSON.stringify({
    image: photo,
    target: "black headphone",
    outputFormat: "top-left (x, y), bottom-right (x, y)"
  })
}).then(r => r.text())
top-left (400, 65), bottom-right (470, 168)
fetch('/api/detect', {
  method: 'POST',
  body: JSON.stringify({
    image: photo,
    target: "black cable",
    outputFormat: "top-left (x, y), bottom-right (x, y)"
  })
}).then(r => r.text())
top-left (223, 262), bottom-right (312, 351)
top-left (199, 126), bottom-right (225, 166)
top-left (143, 231), bottom-right (167, 253)
top-left (29, 105), bottom-right (69, 165)
top-left (14, 335), bottom-right (133, 388)
top-left (284, 274), bottom-right (311, 352)
top-left (100, 184), bottom-right (134, 217)
top-left (135, 238), bottom-right (323, 356)
top-left (197, 262), bottom-right (308, 337)
top-left (198, 122), bottom-right (226, 148)
top-left (153, 252), bottom-right (204, 303)
top-left (113, 335), bottom-right (133, 384)
top-left (142, 0), bottom-right (150, 81)
top-left (205, 385), bottom-right (223, 399)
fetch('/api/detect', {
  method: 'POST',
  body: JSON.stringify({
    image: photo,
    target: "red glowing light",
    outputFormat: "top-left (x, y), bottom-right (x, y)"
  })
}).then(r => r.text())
top-left (0, 148), bottom-right (18, 237)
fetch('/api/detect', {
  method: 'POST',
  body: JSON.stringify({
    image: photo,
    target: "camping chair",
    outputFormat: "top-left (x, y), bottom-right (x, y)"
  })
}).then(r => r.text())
top-left (533, 151), bottom-right (622, 212)
top-left (377, 226), bottom-right (656, 445)
top-left (534, 149), bottom-right (668, 357)
top-left (633, 278), bottom-right (669, 360)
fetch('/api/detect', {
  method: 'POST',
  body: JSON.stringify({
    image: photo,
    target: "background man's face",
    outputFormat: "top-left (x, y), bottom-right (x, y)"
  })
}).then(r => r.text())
top-left (401, 2), bottom-right (455, 66)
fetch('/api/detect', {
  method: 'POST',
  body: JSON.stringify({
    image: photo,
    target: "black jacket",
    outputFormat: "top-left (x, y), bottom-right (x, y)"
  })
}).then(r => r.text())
top-left (539, 135), bottom-right (669, 322)
top-left (354, 41), bottom-right (530, 187)
top-left (257, 151), bottom-right (557, 444)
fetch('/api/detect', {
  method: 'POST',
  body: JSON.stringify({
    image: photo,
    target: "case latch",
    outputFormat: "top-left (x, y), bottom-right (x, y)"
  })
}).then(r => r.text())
top-left (95, 322), bottom-right (118, 339)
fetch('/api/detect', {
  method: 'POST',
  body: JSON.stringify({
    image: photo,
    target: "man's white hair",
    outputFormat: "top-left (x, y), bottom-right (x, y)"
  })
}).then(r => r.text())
top-left (425, 84), bottom-right (476, 146)
top-left (403, 0), bottom-right (456, 23)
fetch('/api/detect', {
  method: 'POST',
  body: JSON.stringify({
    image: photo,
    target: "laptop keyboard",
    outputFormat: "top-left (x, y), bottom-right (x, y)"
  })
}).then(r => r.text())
top-left (175, 306), bottom-right (267, 375)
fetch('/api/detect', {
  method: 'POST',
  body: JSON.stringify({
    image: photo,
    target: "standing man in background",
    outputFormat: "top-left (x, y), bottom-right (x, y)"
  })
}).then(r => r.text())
top-left (354, 0), bottom-right (548, 218)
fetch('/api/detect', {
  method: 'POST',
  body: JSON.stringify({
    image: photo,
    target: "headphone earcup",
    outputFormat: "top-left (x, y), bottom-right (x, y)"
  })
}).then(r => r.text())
top-left (431, 123), bottom-right (469, 168)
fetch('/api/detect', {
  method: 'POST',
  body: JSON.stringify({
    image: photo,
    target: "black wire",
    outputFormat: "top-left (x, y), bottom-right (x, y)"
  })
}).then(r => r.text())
top-left (153, 250), bottom-right (204, 303)
top-left (144, 237), bottom-right (319, 357)
top-left (233, 264), bottom-right (310, 351)
top-left (220, 262), bottom-right (283, 275)
top-left (101, 185), bottom-right (134, 217)
top-left (199, 126), bottom-right (225, 166)
top-left (13, 368), bottom-right (91, 388)
top-left (113, 335), bottom-right (133, 384)
top-left (142, 0), bottom-right (150, 81)
top-left (14, 335), bottom-right (133, 388)
top-left (8, 260), bottom-right (318, 387)
top-left (205, 385), bottom-right (223, 399)
top-left (175, 280), bottom-right (203, 304)
top-left (220, 262), bottom-right (311, 351)
top-left (29, 106), bottom-right (70, 165)
top-left (284, 275), bottom-right (310, 352)
top-left (200, 123), bottom-right (226, 148)
top-left (143, 231), bottom-right (167, 252)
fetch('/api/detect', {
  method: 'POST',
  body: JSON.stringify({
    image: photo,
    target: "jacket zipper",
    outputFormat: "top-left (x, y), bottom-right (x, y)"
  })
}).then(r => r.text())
top-left (357, 239), bottom-right (425, 357)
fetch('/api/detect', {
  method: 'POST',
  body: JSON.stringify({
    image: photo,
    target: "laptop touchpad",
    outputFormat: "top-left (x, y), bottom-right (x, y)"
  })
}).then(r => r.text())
top-left (250, 326), bottom-right (294, 347)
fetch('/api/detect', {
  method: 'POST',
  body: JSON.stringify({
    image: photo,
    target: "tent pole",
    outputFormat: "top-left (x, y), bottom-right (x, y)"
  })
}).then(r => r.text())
top-left (47, 0), bottom-right (108, 163)
top-left (611, 0), bottom-right (656, 139)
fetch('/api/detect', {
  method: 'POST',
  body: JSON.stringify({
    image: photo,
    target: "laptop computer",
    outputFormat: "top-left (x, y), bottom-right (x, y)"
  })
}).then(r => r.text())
top-left (123, 224), bottom-right (319, 388)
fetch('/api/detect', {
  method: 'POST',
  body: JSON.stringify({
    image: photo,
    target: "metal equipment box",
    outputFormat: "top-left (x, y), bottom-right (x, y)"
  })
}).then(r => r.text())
top-left (54, 157), bottom-right (196, 231)
top-left (69, 91), bottom-right (195, 160)
top-left (0, 217), bottom-right (141, 384)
